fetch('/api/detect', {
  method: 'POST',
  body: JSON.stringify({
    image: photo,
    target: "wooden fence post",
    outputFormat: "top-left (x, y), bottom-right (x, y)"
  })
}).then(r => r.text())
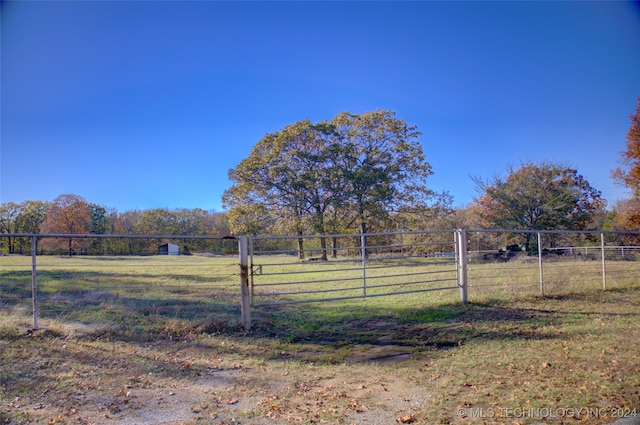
top-left (238, 236), bottom-right (251, 331)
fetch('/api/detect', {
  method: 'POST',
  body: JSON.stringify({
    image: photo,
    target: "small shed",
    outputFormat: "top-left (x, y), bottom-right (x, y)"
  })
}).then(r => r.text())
top-left (159, 243), bottom-right (179, 256)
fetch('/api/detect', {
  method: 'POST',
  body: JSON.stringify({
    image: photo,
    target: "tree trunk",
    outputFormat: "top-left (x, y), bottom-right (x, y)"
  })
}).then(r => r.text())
top-left (311, 209), bottom-right (328, 261)
top-left (331, 237), bottom-right (338, 259)
top-left (320, 236), bottom-right (328, 261)
top-left (360, 219), bottom-right (368, 259)
top-left (525, 233), bottom-right (533, 252)
top-left (297, 232), bottom-right (305, 260)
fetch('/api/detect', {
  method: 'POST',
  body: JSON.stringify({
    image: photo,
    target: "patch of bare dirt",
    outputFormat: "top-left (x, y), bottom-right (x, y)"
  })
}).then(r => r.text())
top-left (1, 331), bottom-right (433, 425)
top-left (5, 365), bottom-right (431, 424)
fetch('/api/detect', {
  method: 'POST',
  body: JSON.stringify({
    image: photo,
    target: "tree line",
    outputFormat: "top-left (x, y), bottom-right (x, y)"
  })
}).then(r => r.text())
top-left (0, 195), bottom-right (230, 255)
top-left (222, 109), bottom-right (638, 255)
top-left (2, 103), bottom-right (639, 256)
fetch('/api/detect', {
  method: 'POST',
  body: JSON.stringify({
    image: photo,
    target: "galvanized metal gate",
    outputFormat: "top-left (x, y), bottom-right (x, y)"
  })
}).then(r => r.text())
top-left (245, 230), bottom-right (466, 308)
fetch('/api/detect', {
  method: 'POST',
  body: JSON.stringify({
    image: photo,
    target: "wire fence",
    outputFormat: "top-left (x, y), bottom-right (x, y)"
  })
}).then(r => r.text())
top-left (1, 229), bottom-right (639, 330)
top-left (466, 230), bottom-right (640, 301)
top-left (0, 234), bottom-right (241, 331)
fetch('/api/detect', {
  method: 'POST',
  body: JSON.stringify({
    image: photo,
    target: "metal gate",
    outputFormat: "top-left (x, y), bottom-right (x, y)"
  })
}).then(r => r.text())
top-left (247, 230), bottom-right (464, 307)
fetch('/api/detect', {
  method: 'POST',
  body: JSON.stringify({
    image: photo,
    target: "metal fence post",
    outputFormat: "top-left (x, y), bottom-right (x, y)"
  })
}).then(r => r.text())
top-left (457, 229), bottom-right (469, 304)
top-left (601, 232), bottom-right (607, 291)
top-left (31, 236), bottom-right (39, 330)
top-left (538, 232), bottom-right (544, 297)
top-left (238, 236), bottom-right (251, 331)
top-left (249, 236), bottom-right (255, 306)
top-left (361, 233), bottom-right (367, 298)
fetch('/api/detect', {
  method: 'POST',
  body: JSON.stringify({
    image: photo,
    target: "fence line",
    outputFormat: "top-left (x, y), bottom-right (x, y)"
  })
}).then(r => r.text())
top-left (1, 229), bottom-right (639, 331)
top-left (1, 233), bottom-right (244, 329)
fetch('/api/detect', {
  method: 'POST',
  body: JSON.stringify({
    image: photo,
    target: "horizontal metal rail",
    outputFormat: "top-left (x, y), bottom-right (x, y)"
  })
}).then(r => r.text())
top-left (257, 285), bottom-right (366, 297)
top-left (358, 269), bottom-right (457, 281)
top-left (365, 260), bottom-right (455, 270)
top-left (252, 284), bottom-right (460, 307)
top-left (363, 278), bottom-right (458, 290)
top-left (253, 275), bottom-right (363, 287)
top-left (250, 229), bottom-right (455, 240)
top-left (255, 265), bottom-right (364, 276)
top-left (252, 242), bottom-right (453, 257)
top-left (3, 233), bottom-right (236, 240)
top-left (468, 228), bottom-right (640, 235)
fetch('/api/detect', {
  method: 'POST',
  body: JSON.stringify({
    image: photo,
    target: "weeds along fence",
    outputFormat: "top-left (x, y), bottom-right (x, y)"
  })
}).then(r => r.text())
top-left (1, 229), bottom-right (639, 331)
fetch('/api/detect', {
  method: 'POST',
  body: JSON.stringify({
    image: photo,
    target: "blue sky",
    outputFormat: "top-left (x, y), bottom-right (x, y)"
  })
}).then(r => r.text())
top-left (2, 1), bottom-right (640, 212)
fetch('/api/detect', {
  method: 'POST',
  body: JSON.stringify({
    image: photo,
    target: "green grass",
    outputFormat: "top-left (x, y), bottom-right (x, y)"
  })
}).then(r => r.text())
top-left (1, 254), bottom-right (639, 424)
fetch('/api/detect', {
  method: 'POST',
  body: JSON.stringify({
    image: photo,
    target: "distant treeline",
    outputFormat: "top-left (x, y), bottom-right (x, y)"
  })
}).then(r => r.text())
top-left (0, 194), bottom-right (230, 255)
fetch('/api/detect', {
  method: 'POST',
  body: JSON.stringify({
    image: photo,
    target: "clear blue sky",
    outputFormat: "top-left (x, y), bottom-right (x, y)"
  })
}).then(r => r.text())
top-left (2, 1), bottom-right (640, 212)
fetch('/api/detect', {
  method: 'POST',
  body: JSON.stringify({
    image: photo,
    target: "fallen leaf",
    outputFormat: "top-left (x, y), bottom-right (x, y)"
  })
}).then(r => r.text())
top-left (396, 414), bottom-right (415, 423)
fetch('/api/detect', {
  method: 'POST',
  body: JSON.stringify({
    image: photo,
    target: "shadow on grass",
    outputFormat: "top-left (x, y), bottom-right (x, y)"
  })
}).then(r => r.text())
top-left (235, 298), bottom-right (565, 364)
top-left (4, 282), bottom-right (639, 365)
top-left (1, 268), bottom-right (231, 284)
top-left (40, 294), bottom-right (242, 338)
top-left (0, 269), bottom-right (236, 302)
top-left (229, 286), bottom-right (640, 363)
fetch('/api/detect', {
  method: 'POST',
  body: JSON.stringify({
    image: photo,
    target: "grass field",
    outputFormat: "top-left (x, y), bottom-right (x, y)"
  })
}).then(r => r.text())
top-left (1, 254), bottom-right (639, 424)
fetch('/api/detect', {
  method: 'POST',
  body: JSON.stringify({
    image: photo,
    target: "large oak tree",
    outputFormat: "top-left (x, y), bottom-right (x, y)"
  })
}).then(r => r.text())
top-left (331, 111), bottom-right (435, 235)
top-left (222, 111), bottom-right (439, 258)
top-left (223, 119), bottom-right (342, 258)
top-left (473, 162), bottom-right (605, 250)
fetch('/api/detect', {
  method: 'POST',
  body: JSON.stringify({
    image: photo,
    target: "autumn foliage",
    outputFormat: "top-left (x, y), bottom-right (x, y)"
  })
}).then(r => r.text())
top-left (612, 198), bottom-right (640, 244)
top-left (40, 194), bottom-right (92, 255)
top-left (473, 162), bottom-right (605, 250)
top-left (613, 97), bottom-right (640, 199)
top-left (223, 110), bottom-right (438, 238)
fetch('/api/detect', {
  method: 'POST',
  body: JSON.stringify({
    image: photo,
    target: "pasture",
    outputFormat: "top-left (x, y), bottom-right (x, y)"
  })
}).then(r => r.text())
top-left (1, 254), bottom-right (639, 424)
